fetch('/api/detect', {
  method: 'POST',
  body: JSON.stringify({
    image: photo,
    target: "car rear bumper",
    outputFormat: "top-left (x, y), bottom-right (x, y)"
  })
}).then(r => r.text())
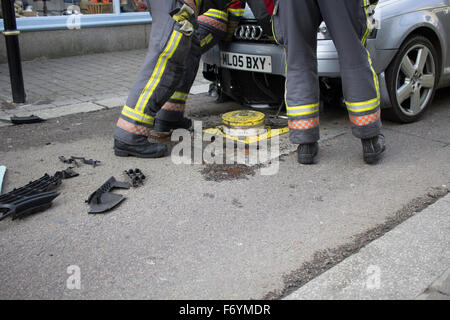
top-left (202, 40), bottom-right (397, 108)
top-left (202, 40), bottom-right (342, 77)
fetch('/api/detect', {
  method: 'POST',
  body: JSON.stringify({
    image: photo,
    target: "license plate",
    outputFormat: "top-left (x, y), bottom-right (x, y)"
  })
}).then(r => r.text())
top-left (220, 51), bottom-right (272, 73)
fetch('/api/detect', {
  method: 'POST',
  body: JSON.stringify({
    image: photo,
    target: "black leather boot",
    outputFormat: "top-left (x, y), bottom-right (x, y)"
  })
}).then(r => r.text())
top-left (361, 134), bottom-right (386, 164)
top-left (297, 142), bottom-right (319, 165)
top-left (114, 139), bottom-right (167, 158)
top-left (154, 117), bottom-right (192, 133)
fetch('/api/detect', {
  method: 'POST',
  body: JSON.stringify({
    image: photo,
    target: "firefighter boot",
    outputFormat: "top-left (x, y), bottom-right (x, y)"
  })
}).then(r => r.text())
top-left (361, 134), bottom-right (386, 164)
top-left (297, 142), bottom-right (319, 165)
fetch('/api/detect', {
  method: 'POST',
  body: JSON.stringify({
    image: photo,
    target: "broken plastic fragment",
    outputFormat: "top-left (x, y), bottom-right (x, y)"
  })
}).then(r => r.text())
top-left (86, 177), bottom-right (131, 214)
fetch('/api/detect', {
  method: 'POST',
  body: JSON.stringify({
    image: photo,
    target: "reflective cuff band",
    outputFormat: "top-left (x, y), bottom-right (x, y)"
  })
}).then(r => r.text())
top-left (349, 109), bottom-right (381, 126)
top-left (121, 105), bottom-right (155, 126)
top-left (288, 117), bottom-right (320, 130)
top-left (204, 9), bottom-right (228, 22)
top-left (171, 91), bottom-right (188, 102)
top-left (228, 8), bottom-right (245, 17)
top-left (286, 103), bottom-right (320, 117)
top-left (346, 97), bottom-right (380, 113)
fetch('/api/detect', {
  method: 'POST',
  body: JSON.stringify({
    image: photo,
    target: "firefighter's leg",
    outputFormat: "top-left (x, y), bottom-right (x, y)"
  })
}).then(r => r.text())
top-left (318, 0), bottom-right (385, 163)
top-left (276, 0), bottom-right (322, 146)
top-left (155, 7), bottom-right (230, 130)
top-left (318, 0), bottom-right (382, 139)
top-left (114, 0), bottom-right (196, 147)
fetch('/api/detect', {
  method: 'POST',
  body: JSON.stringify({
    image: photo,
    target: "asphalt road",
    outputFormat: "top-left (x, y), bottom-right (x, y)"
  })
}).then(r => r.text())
top-left (0, 90), bottom-right (449, 299)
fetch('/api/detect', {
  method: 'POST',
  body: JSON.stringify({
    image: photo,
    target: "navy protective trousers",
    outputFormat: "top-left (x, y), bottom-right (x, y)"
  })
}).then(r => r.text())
top-left (273, 0), bottom-right (382, 144)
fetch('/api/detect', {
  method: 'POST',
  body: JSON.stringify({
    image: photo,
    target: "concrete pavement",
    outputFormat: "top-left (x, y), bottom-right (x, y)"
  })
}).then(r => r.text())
top-left (0, 87), bottom-right (448, 299)
top-left (0, 51), bottom-right (449, 300)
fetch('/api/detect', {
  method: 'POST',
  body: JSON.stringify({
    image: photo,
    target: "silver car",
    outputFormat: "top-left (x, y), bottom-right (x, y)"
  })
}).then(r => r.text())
top-left (202, 0), bottom-right (450, 123)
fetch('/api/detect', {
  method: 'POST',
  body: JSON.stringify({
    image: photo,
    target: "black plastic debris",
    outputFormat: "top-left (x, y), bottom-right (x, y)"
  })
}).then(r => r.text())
top-left (10, 115), bottom-right (45, 125)
top-left (71, 156), bottom-right (101, 168)
top-left (0, 115), bottom-right (45, 125)
top-left (124, 168), bottom-right (146, 187)
top-left (54, 167), bottom-right (79, 180)
top-left (0, 173), bottom-right (61, 221)
top-left (59, 156), bottom-right (101, 168)
top-left (59, 156), bottom-right (79, 167)
top-left (86, 177), bottom-right (131, 214)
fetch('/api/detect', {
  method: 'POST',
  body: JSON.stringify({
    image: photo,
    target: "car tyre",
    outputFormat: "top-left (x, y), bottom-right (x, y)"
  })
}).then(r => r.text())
top-left (383, 35), bottom-right (439, 123)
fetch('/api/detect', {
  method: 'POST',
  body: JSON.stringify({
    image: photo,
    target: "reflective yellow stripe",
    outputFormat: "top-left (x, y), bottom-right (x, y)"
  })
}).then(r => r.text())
top-left (171, 91), bottom-right (189, 101)
top-left (122, 105), bottom-right (154, 125)
top-left (286, 103), bottom-right (319, 116)
top-left (173, 91), bottom-right (188, 98)
top-left (286, 103), bottom-right (319, 110)
top-left (272, 18), bottom-right (280, 45)
top-left (201, 33), bottom-right (214, 47)
top-left (228, 8), bottom-right (244, 16)
top-left (205, 9), bottom-right (228, 19)
top-left (204, 12), bottom-right (228, 21)
top-left (287, 109), bottom-right (319, 117)
top-left (361, 5), bottom-right (370, 46)
top-left (347, 103), bottom-right (380, 113)
top-left (367, 49), bottom-right (380, 100)
top-left (135, 31), bottom-right (183, 113)
top-left (345, 97), bottom-right (379, 107)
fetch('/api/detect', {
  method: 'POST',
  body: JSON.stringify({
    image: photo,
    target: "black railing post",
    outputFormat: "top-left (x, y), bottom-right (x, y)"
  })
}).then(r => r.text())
top-left (1, 0), bottom-right (26, 103)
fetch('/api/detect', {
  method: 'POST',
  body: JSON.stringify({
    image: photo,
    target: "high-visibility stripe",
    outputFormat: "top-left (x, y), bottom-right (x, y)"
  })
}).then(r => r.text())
top-left (204, 9), bottom-right (228, 21)
top-left (204, 12), bottom-right (228, 22)
top-left (272, 16), bottom-right (280, 45)
top-left (346, 96), bottom-right (378, 107)
top-left (171, 91), bottom-right (188, 101)
top-left (346, 99), bottom-right (380, 113)
top-left (287, 103), bottom-right (319, 110)
top-left (367, 49), bottom-right (380, 99)
top-left (286, 103), bottom-right (319, 117)
top-left (361, 5), bottom-right (371, 46)
top-left (122, 105), bottom-right (154, 125)
top-left (201, 33), bottom-right (214, 47)
top-left (135, 31), bottom-right (183, 113)
top-left (345, 96), bottom-right (380, 113)
top-left (287, 109), bottom-right (319, 117)
top-left (228, 8), bottom-right (245, 16)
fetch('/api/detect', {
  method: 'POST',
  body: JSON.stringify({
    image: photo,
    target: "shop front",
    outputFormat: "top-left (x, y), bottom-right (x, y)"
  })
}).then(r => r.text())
top-left (0, 0), bottom-right (153, 62)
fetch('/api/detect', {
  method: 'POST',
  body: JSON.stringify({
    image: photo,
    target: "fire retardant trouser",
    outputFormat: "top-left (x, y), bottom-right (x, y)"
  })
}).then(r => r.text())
top-left (114, 0), bottom-right (244, 145)
top-left (272, 0), bottom-right (382, 145)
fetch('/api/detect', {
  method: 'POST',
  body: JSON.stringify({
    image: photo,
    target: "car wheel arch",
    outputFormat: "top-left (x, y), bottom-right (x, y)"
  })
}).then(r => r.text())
top-left (391, 25), bottom-right (444, 79)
